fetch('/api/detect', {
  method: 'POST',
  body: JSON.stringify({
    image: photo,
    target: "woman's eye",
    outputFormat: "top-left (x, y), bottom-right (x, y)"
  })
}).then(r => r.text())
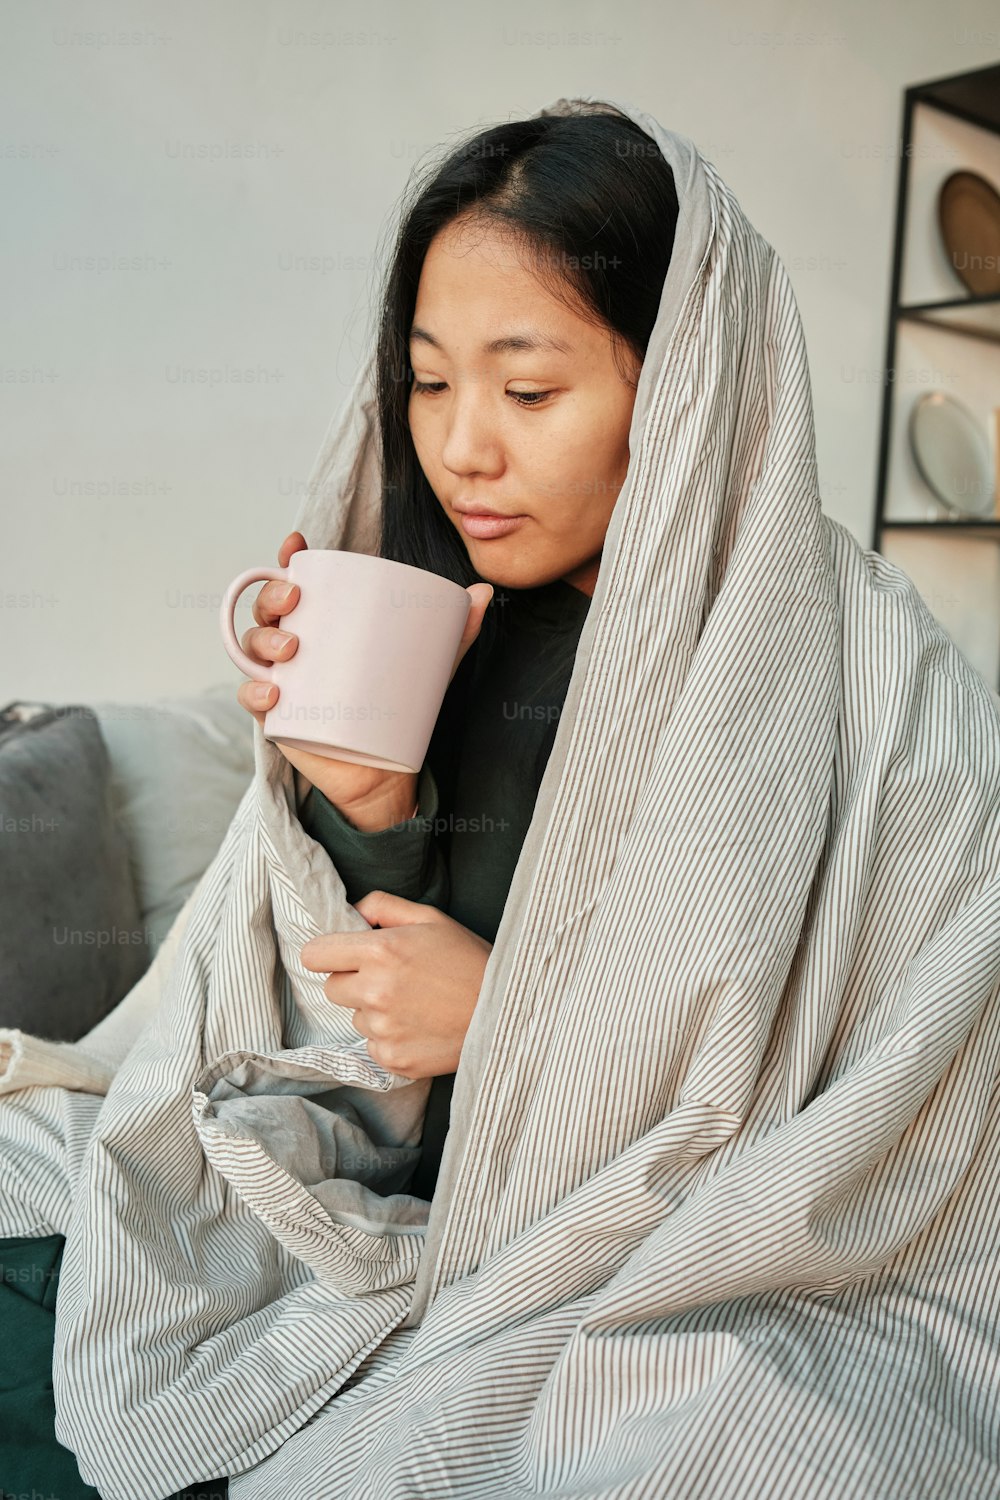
top-left (508, 390), bottom-right (552, 407)
top-left (411, 380), bottom-right (552, 408)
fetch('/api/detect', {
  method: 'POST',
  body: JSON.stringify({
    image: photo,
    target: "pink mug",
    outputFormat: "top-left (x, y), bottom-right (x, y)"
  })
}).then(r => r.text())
top-left (219, 549), bottom-right (472, 773)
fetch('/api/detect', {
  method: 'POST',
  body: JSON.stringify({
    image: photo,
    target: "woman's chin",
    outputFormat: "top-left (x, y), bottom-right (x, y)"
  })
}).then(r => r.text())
top-left (470, 564), bottom-right (556, 592)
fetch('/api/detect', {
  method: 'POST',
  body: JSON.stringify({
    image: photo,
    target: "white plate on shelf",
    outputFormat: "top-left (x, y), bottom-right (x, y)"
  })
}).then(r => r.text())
top-left (907, 391), bottom-right (996, 519)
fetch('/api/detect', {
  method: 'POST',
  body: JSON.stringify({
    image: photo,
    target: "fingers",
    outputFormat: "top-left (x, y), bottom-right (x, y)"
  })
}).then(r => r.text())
top-left (451, 583), bottom-right (494, 678)
top-left (252, 576), bottom-right (300, 628)
top-left (237, 533), bottom-right (308, 724)
top-left (278, 530), bottom-right (308, 568)
top-left (239, 622), bottom-right (299, 668)
top-left (236, 679), bottom-right (276, 723)
top-left (252, 534), bottom-right (307, 627)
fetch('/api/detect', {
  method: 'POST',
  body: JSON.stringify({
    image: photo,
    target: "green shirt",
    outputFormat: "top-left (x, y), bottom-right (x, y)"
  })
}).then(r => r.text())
top-left (298, 576), bottom-right (592, 1198)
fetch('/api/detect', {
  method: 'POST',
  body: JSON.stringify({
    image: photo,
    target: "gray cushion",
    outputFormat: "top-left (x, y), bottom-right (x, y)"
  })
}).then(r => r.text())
top-left (91, 682), bottom-right (257, 955)
top-left (0, 702), bottom-right (150, 1041)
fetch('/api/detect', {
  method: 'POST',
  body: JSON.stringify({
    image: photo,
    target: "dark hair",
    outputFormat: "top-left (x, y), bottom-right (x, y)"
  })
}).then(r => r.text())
top-left (371, 107), bottom-right (679, 718)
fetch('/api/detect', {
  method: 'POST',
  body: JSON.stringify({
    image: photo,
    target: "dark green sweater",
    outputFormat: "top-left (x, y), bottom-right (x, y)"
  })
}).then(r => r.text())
top-left (298, 576), bottom-right (592, 1199)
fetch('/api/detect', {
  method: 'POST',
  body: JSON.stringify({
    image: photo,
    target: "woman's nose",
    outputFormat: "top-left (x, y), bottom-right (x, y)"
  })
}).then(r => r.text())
top-left (439, 386), bottom-right (503, 474)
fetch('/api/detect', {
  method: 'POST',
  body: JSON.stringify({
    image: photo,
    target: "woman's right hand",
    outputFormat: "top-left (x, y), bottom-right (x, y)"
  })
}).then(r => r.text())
top-left (235, 530), bottom-right (494, 825)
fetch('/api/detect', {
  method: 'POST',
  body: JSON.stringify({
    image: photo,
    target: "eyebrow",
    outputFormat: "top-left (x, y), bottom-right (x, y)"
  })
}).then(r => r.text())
top-left (409, 324), bottom-right (574, 357)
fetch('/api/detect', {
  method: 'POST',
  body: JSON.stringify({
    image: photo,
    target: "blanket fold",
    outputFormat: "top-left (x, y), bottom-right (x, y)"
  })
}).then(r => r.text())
top-left (0, 93), bottom-right (998, 1499)
top-left (40, 764), bottom-right (438, 1495)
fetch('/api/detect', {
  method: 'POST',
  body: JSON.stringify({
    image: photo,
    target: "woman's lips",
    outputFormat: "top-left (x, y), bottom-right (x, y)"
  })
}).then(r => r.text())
top-left (459, 513), bottom-right (527, 540)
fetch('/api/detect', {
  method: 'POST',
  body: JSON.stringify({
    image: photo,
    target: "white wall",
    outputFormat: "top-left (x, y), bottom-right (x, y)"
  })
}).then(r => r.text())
top-left (3, 0), bottom-right (999, 703)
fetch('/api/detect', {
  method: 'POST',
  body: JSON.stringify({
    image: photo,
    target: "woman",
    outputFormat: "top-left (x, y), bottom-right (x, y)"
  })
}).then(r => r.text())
top-left (233, 105), bottom-right (679, 1201)
top-left (1, 96), bottom-right (998, 1500)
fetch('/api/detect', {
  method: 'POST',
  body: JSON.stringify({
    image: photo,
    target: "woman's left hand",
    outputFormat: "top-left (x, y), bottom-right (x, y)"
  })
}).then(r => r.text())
top-left (300, 894), bottom-right (493, 1079)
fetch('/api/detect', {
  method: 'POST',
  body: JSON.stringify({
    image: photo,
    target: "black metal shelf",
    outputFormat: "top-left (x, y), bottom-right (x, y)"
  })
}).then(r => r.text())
top-left (872, 61), bottom-right (1000, 691)
top-left (898, 294), bottom-right (1000, 312)
top-left (896, 292), bottom-right (1000, 344)
top-left (908, 63), bottom-right (1000, 134)
top-left (881, 519), bottom-right (1000, 540)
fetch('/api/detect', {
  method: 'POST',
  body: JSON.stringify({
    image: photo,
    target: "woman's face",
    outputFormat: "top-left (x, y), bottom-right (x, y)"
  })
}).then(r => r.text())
top-left (407, 216), bottom-right (640, 596)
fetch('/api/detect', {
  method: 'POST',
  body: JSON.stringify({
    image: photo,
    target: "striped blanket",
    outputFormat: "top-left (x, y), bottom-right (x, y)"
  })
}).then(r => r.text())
top-left (2, 95), bottom-right (999, 1499)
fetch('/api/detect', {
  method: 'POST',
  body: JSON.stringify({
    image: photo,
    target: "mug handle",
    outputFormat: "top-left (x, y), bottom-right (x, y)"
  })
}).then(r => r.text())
top-left (219, 566), bottom-right (292, 682)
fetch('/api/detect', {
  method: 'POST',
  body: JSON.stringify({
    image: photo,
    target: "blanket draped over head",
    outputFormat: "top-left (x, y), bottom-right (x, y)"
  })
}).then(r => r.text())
top-left (2, 95), bottom-right (1000, 1500)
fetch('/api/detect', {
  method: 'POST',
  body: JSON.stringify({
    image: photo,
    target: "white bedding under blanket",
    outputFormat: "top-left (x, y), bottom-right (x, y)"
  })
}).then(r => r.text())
top-left (1, 94), bottom-right (999, 1499)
